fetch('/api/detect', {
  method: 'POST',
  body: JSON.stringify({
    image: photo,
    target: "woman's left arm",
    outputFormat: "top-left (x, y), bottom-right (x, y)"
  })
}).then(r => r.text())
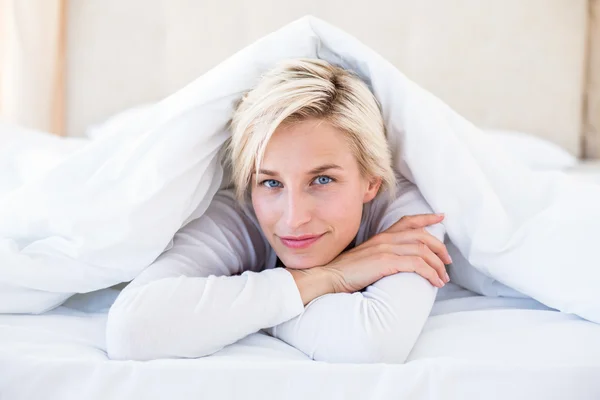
top-left (264, 177), bottom-right (446, 363)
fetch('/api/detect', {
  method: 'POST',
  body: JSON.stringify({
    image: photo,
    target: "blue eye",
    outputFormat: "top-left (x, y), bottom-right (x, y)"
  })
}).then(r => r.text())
top-left (262, 179), bottom-right (282, 188)
top-left (313, 176), bottom-right (333, 185)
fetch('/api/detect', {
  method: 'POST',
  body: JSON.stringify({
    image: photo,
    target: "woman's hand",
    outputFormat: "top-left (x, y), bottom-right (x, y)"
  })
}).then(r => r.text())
top-left (321, 213), bottom-right (451, 294)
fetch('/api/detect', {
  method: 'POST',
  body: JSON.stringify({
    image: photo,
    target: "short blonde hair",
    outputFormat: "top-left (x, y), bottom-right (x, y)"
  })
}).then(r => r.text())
top-left (227, 58), bottom-right (396, 201)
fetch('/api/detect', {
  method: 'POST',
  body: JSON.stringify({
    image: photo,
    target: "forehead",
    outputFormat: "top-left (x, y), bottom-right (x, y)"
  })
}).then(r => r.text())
top-left (261, 118), bottom-right (355, 167)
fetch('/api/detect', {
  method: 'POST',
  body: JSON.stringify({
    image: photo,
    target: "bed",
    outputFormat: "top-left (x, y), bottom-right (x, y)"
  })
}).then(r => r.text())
top-left (2, 1), bottom-right (600, 399)
top-left (2, 278), bottom-right (600, 399)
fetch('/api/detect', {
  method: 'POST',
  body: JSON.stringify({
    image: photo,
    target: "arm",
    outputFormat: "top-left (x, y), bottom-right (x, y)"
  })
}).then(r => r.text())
top-left (106, 190), bottom-right (316, 361)
top-left (264, 176), bottom-right (446, 364)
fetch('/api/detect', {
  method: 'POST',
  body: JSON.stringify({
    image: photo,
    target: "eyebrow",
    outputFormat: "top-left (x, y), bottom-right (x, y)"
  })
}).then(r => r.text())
top-left (257, 163), bottom-right (343, 176)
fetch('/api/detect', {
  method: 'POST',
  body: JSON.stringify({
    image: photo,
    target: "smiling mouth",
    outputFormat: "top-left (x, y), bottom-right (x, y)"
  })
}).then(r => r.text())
top-left (278, 233), bottom-right (325, 249)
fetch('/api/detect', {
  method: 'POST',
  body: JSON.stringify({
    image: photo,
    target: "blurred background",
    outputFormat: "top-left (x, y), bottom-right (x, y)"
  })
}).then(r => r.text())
top-left (0, 0), bottom-right (598, 159)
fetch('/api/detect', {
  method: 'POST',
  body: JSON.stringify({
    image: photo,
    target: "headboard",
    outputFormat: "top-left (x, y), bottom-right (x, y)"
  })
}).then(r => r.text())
top-left (65, 0), bottom-right (597, 158)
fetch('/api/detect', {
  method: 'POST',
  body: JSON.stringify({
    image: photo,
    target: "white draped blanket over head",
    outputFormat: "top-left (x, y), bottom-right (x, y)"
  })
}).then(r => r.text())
top-left (1, 16), bottom-right (599, 322)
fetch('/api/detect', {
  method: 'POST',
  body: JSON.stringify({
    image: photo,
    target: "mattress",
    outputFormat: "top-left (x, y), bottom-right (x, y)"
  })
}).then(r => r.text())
top-left (1, 280), bottom-right (600, 400)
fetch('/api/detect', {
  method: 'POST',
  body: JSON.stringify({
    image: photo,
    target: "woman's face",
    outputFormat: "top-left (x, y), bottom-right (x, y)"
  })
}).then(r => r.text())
top-left (251, 118), bottom-right (381, 269)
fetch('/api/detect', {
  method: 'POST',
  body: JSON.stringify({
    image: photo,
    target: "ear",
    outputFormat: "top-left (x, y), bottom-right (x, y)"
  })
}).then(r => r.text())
top-left (363, 177), bottom-right (382, 203)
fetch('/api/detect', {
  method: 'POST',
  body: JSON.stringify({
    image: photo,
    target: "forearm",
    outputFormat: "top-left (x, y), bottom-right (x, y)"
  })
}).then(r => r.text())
top-left (265, 272), bottom-right (437, 364)
top-left (106, 268), bottom-right (304, 361)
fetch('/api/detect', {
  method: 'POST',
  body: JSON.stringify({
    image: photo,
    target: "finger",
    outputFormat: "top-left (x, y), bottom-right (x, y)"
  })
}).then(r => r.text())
top-left (386, 243), bottom-right (449, 283)
top-left (373, 230), bottom-right (452, 265)
top-left (418, 244), bottom-right (450, 283)
top-left (415, 230), bottom-right (453, 267)
top-left (387, 213), bottom-right (445, 232)
top-left (402, 256), bottom-right (445, 288)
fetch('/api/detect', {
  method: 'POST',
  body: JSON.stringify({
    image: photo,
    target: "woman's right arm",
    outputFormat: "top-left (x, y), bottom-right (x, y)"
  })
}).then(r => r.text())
top-left (106, 190), bottom-right (330, 361)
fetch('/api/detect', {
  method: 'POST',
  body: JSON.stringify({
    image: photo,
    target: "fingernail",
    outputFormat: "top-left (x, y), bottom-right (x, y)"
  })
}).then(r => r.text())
top-left (438, 278), bottom-right (445, 287)
top-left (445, 272), bottom-right (450, 282)
top-left (436, 213), bottom-right (445, 217)
top-left (448, 256), bottom-right (453, 263)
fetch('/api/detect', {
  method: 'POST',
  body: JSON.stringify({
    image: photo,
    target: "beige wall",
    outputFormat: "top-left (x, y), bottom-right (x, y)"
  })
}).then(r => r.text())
top-left (1, 1), bottom-right (598, 158)
top-left (65, 0), bottom-right (590, 157)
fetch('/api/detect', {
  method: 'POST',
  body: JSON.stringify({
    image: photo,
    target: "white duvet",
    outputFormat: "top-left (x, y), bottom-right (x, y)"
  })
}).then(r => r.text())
top-left (1, 16), bottom-right (599, 323)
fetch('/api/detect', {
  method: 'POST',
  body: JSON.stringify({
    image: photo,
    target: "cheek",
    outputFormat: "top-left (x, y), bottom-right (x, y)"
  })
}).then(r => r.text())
top-left (315, 186), bottom-right (364, 230)
top-left (251, 192), bottom-right (276, 232)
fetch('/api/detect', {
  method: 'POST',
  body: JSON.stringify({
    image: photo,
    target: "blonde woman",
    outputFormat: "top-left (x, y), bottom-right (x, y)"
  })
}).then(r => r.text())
top-left (106, 59), bottom-right (451, 363)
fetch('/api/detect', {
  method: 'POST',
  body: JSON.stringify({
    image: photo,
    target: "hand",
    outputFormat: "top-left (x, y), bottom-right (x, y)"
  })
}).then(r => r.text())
top-left (320, 213), bottom-right (451, 294)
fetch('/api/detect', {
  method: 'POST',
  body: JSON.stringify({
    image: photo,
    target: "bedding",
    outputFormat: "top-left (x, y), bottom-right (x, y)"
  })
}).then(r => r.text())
top-left (1, 16), bottom-right (599, 324)
top-left (83, 107), bottom-right (579, 171)
top-left (482, 129), bottom-right (577, 170)
top-left (1, 14), bottom-right (600, 399)
top-left (0, 121), bottom-right (86, 194)
top-left (1, 282), bottom-right (599, 400)
top-left (441, 157), bottom-right (600, 304)
top-left (446, 161), bottom-right (600, 298)
top-left (1, 119), bottom-right (582, 304)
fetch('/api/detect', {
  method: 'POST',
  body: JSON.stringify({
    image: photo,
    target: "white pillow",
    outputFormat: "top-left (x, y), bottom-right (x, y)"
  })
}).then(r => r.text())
top-left (483, 129), bottom-right (577, 170)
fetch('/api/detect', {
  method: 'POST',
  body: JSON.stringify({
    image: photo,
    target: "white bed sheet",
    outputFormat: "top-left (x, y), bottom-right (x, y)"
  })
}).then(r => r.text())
top-left (1, 280), bottom-right (600, 400)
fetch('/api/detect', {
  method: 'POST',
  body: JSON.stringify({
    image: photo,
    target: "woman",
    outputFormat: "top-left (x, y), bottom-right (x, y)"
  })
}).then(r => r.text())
top-left (106, 59), bottom-right (451, 364)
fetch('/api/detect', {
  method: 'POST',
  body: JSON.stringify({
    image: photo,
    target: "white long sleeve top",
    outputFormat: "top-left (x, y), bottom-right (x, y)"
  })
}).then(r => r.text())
top-left (106, 176), bottom-right (446, 363)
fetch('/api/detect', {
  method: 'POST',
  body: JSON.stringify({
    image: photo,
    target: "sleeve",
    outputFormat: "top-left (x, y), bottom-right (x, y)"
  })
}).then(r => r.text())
top-left (105, 190), bottom-right (305, 361)
top-left (263, 176), bottom-right (446, 364)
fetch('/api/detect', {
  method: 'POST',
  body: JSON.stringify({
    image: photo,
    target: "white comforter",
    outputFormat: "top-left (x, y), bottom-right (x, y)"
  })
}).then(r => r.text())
top-left (1, 16), bottom-right (599, 323)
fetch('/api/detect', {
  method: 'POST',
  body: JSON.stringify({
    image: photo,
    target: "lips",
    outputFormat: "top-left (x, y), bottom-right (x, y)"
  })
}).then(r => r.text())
top-left (278, 233), bottom-right (325, 249)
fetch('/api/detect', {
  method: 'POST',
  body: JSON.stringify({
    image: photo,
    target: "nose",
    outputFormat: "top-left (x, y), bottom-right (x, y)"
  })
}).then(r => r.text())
top-left (283, 188), bottom-right (312, 231)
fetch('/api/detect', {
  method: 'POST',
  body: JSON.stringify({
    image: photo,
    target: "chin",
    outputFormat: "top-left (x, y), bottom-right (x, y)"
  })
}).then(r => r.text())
top-left (279, 252), bottom-right (335, 270)
top-left (281, 259), bottom-right (319, 270)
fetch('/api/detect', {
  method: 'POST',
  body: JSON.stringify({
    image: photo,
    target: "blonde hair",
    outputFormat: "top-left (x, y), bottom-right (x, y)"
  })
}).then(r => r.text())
top-left (227, 58), bottom-right (396, 201)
